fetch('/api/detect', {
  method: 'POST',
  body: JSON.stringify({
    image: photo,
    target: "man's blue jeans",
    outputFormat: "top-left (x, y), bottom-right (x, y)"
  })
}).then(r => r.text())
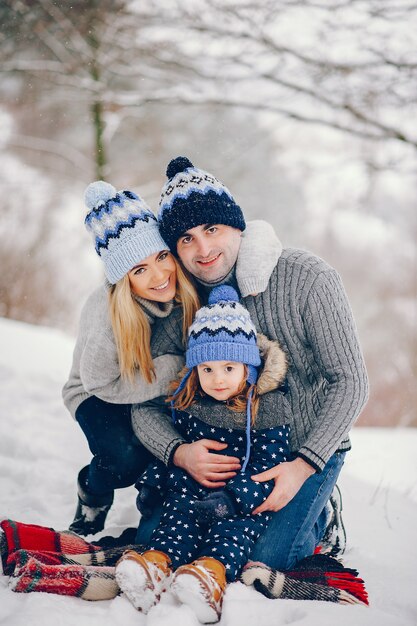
top-left (136, 451), bottom-right (345, 569)
top-left (251, 451), bottom-right (346, 570)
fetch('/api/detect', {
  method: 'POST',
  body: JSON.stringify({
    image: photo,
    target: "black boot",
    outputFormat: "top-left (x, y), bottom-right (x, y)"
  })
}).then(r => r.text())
top-left (69, 466), bottom-right (114, 537)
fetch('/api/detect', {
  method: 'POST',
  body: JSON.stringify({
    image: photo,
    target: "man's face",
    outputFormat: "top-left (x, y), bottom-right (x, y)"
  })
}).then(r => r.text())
top-left (176, 224), bottom-right (242, 283)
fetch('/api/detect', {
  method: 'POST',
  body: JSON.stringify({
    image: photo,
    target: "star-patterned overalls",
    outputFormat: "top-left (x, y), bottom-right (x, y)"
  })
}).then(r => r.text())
top-left (137, 405), bottom-right (290, 582)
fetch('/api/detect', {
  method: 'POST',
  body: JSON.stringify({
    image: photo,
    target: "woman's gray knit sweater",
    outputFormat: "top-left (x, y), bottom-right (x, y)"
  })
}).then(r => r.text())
top-left (62, 284), bottom-right (183, 419)
top-left (132, 247), bottom-right (369, 472)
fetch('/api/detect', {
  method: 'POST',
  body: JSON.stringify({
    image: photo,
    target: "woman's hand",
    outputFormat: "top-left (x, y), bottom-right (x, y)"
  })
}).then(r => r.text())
top-left (251, 457), bottom-right (315, 514)
top-left (173, 440), bottom-right (241, 488)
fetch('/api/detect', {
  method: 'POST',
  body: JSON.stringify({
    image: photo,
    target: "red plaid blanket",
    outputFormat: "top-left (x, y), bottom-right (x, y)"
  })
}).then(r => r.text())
top-left (1, 519), bottom-right (133, 600)
top-left (1, 519), bottom-right (368, 604)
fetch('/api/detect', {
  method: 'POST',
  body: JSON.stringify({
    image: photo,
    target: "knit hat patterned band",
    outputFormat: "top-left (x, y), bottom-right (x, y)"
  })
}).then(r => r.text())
top-left (84, 181), bottom-right (168, 284)
top-left (158, 156), bottom-right (246, 252)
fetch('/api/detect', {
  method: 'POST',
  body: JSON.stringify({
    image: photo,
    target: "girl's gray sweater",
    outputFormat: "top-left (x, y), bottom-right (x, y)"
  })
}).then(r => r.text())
top-left (132, 247), bottom-right (369, 473)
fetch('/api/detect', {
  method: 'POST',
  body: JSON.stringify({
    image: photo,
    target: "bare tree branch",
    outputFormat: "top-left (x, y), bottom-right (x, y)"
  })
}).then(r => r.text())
top-left (9, 134), bottom-right (92, 171)
top-left (37, 0), bottom-right (94, 61)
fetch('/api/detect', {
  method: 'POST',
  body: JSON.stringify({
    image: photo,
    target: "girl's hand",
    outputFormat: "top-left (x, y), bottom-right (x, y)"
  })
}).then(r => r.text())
top-left (173, 440), bottom-right (241, 488)
top-left (251, 458), bottom-right (315, 514)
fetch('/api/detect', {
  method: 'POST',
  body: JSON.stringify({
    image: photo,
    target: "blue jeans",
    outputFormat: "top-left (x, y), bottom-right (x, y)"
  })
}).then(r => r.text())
top-left (251, 451), bottom-right (346, 570)
top-left (135, 452), bottom-right (345, 568)
top-left (76, 396), bottom-right (153, 495)
top-left (135, 501), bottom-right (164, 545)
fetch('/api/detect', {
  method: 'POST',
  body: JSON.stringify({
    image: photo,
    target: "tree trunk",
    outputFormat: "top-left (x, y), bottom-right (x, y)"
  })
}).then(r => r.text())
top-left (92, 95), bottom-right (106, 180)
top-left (87, 25), bottom-right (106, 180)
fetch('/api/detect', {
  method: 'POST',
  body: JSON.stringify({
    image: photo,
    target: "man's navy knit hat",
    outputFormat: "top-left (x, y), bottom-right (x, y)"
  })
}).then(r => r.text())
top-left (186, 285), bottom-right (260, 378)
top-left (84, 180), bottom-right (168, 284)
top-left (158, 156), bottom-right (246, 252)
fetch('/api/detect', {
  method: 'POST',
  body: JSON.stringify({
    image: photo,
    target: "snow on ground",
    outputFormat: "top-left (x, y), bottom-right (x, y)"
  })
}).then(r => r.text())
top-left (0, 316), bottom-right (416, 626)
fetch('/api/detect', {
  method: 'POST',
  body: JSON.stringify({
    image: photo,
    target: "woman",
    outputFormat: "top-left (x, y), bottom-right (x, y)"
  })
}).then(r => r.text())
top-left (62, 180), bottom-right (199, 536)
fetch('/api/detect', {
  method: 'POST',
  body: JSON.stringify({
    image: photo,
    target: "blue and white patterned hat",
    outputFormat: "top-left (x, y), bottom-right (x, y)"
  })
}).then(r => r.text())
top-left (174, 285), bottom-right (261, 472)
top-left (158, 156), bottom-right (246, 252)
top-left (186, 285), bottom-right (260, 380)
top-left (84, 181), bottom-right (168, 284)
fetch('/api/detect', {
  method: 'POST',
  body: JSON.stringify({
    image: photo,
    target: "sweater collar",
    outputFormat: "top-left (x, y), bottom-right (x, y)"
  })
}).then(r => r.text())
top-left (104, 279), bottom-right (174, 324)
top-left (132, 294), bottom-right (174, 323)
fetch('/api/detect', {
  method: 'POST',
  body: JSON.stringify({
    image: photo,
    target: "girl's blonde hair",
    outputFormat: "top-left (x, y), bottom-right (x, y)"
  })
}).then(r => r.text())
top-left (168, 365), bottom-right (260, 425)
top-left (109, 255), bottom-right (199, 384)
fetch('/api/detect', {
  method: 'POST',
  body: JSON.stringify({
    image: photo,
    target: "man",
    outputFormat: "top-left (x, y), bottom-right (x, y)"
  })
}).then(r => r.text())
top-left (132, 156), bottom-right (369, 571)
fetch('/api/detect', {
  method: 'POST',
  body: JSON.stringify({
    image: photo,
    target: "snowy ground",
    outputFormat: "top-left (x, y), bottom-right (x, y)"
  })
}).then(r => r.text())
top-left (0, 316), bottom-right (416, 626)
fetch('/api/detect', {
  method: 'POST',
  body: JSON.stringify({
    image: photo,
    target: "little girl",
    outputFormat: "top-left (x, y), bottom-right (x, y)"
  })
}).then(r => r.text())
top-left (116, 285), bottom-right (290, 623)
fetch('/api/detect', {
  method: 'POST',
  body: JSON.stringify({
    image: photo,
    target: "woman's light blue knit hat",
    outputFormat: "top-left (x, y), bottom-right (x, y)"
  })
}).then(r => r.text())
top-left (84, 181), bottom-right (168, 284)
top-left (186, 285), bottom-right (261, 379)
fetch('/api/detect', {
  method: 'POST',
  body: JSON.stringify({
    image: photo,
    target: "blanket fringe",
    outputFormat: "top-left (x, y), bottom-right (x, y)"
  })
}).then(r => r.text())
top-left (325, 571), bottom-right (368, 605)
top-left (242, 554), bottom-right (369, 606)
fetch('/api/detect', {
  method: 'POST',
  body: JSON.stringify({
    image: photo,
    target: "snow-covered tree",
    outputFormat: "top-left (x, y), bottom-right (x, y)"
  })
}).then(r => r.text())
top-left (0, 0), bottom-right (416, 426)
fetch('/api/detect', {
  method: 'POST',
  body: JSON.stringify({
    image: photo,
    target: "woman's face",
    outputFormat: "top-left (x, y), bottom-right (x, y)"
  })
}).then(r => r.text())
top-left (128, 250), bottom-right (177, 302)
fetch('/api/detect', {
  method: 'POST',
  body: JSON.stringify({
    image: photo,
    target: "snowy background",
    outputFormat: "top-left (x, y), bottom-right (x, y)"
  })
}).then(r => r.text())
top-left (1, 3), bottom-right (417, 623)
top-left (1, 316), bottom-right (416, 626)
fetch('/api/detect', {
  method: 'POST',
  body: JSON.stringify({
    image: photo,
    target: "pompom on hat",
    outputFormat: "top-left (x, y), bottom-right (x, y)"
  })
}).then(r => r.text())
top-left (158, 157), bottom-right (246, 252)
top-left (84, 180), bottom-right (168, 284)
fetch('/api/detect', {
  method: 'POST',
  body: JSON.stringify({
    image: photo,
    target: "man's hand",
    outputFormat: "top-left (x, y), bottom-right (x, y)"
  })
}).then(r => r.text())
top-left (173, 440), bottom-right (241, 488)
top-left (251, 457), bottom-right (315, 515)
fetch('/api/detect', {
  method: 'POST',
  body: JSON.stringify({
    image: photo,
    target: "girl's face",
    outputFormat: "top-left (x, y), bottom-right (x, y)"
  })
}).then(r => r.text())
top-left (128, 250), bottom-right (177, 302)
top-left (197, 361), bottom-right (246, 401)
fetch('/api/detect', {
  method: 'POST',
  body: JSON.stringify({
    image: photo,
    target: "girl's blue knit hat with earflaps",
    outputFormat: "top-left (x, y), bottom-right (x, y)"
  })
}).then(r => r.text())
top-left (172, 285), bottom-right (261, 471)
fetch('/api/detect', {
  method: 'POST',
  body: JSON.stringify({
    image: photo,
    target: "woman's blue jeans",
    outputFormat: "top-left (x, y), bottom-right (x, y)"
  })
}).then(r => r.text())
top-left (136, 451), bottom-right (345, 569)
top-left (76, 396), bottom-right (153, 495)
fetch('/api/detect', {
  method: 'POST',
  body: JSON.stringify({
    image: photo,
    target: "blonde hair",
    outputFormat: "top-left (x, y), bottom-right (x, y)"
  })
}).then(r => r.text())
top-left (109, 255), bottom-right (199, 384)
top-left (175, 261), bottom-right (200, 343)
top-left (168, 365), bottom-right (260, 425)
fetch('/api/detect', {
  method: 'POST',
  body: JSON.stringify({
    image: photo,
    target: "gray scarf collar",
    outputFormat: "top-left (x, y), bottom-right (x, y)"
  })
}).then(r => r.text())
top-left (132, 294), bottom-right (174, 323)
top-left (105, 279), bottom-right (174, 324)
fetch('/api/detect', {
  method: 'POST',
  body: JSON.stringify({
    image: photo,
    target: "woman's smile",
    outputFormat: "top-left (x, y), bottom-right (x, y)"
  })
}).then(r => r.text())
top-left (151, 277), bottom-right (171, 291)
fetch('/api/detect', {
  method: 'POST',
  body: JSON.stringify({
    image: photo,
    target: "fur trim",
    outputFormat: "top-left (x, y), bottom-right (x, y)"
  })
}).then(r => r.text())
top-left (256, 333), bottom-right (288, 395)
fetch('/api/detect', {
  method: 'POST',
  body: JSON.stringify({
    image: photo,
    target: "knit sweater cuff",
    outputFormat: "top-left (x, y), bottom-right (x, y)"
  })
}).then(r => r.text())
top-left (67, 391), bottom-right (92, 421)
top-left (295, 447), bottom-right (326, 473)
top-left (164, 438), bottom-right (187, 467)
top-left (238, 276), bottom-right (270, 298)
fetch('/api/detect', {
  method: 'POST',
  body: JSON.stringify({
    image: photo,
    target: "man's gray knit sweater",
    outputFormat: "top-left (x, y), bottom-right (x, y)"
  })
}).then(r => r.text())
top-left (132, 247), bottom-right (369, 473)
